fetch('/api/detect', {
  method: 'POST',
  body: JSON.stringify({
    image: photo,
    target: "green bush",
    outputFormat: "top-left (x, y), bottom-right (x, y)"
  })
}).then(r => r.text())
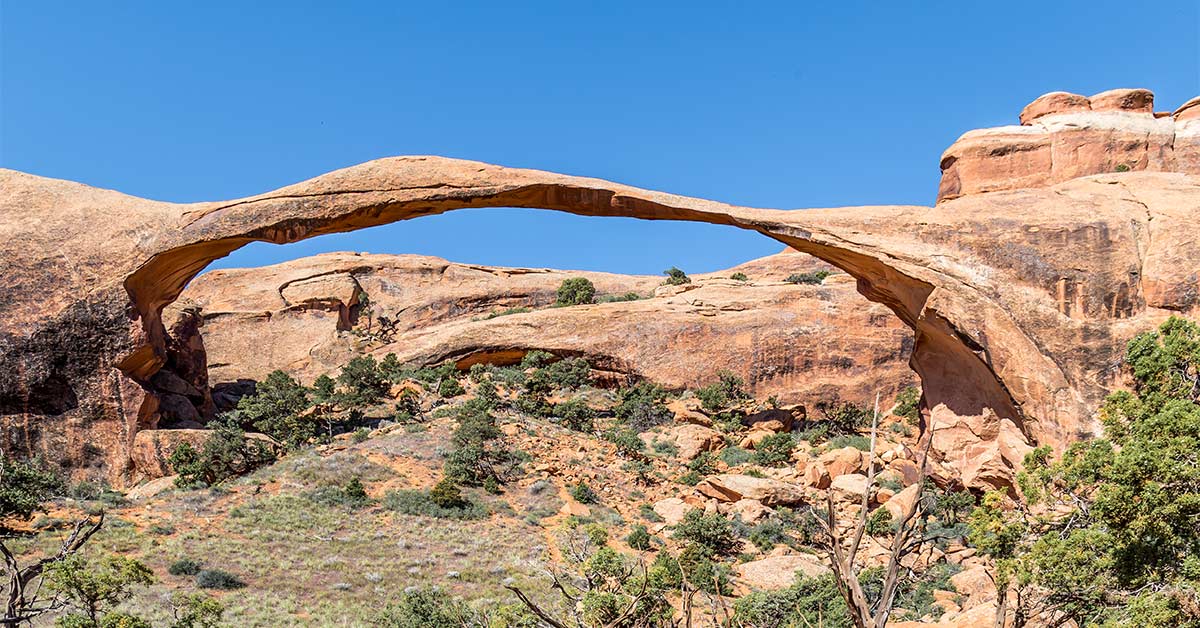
top-left (614, 382), bottom-right (673, 431)
top-left (169, 419), bottom-right (276, 487)
top-left (672, 510), bottom-right (740, 557)
top-left (570, 480), bottom-right (599, 504)
top-left (818, 400), bottom-right (872, 435)
top-left (626, 524), bottom-right (653, 550)
top-left (304, 478), bottom-right (371, 509)
top-left (604, 428), bottom-right (646, 457)
top-left (0, 456), bottom-right (63, 524)
top-left (662, 267), bottom-right (691, 285)
top-left (894, 386), bottom-right (921, 424)
top-left (730, 272), bottom-right (748, 281)
top-left (383, 488), bottom-right (488, 520)
top-left (168, 558), bottom-right (202, 576)
top-left (719, 446), bottom-right (753, 466)
top-left (195, 569), bottom-right (246, 590)
top-left (555, 399), bottom-right (596, 432)
top-left (437, 377), bottom-right (464, 398)
top-left (311, 374), bottom-right (336, 404)
top-left (652, 440), bottom-right (679, 457)
top-left (520, 350), bottom-right (555, 369)
top-left (543, 357), bottom-right (592, 389)
top-left (237, 370), bottom-right (313, 450)
top-left (785, 270), bottom-right (830, 285)
top-left (379, 353), bottom-right (405, 382)
top-left (695, 370), bottom-right (749, 413)
top-left (825, 434), bottom-right (871, 451)
top-left (556, 277), bottom-right (596, 306)
top-left (334, 356), bottom-right (388, 407)
top-left (484, 307), bottom-right (531, 319)
top-left (596, 292), bottom-right (642, 303)
top-left (751, 433), bottom-right (796, 467)
top-left (376, 587), bottom-right (476, 627)
top-left (867, 507), bottom-right (894, 535)
top-left (749, 519), bottom-right (788, 551)
top-left (733, 574), bottom-right (850, 627)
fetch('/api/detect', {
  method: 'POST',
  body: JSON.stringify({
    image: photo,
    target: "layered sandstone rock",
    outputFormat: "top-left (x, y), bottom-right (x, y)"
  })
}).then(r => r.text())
top-left (939, 88), bottom-right (1200, 201)
top-left (1, 88), bottom-right (1198, 488)
top-left (169, 250), bottom-right (913, 411)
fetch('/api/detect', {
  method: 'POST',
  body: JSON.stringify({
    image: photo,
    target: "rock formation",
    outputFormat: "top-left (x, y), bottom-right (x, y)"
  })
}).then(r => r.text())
top-left (168, 250), bottom-right (914, 414)
top-left (1, 88), bottom-right (1197, 488)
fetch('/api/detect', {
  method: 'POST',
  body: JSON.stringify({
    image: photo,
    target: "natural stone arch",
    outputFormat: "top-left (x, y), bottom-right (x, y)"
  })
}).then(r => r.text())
top-left (3, 152), bottom-right (1196, 486)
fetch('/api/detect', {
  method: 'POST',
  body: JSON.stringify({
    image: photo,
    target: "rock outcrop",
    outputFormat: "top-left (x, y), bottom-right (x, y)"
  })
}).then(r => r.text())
top-left (169, 250), bottom-right (913, 411)
top-left (1, 88), bottom-right (1197, 487)
top-left (939, 87), bottom-right (1200, 201)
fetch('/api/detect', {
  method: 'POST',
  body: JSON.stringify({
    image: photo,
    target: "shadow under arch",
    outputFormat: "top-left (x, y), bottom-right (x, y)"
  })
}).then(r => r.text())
top-left (116, 156), bottom-right (1028, 456)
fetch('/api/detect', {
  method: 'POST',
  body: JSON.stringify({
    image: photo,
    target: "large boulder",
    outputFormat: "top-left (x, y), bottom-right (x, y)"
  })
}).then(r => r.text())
top-left (735, 552), bottom-right (829, 591)
top-left (645, 423), bottom-right (725, 461)
top-left (696, 474), bottom-right (807, 506)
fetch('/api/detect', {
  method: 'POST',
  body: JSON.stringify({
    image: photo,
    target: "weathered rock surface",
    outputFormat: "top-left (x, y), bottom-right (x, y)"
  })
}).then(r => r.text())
top-left (170, 249), bottom-right (913, 408)
top-left (2, 88), bottom-right (1198, 488)
top-left (940, 88), bottom-right (1200, 201)
top-left (696, 474), bottom-right (808, 506)
top-left (735, 552), bottom-right (829, 591)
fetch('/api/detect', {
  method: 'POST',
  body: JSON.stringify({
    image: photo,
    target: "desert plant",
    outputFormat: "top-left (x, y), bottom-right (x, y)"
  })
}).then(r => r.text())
top-left (662, 266), bottom-right (691, 285)
top-left (786, 270), bottom-right (830, 285)
top-left (569, 481), bottom-right (598, 504)
top-left (614, 381), bottom-right (673, 431)
top-left (730, 272), bottom-right (748, 281)
top-left (168, 558), bottom-right (202, 577)
top-left (554, 398), bottom-right (596, 432)
top-left (751, 433), bottom-right (796, 467)
top-left (237, 369), bottom-right (313, 449)
top-left (195, 569), bottom-right (245, 590)
top-left (556, 277), bottom-right (596, 306)
top-left (169, 418), bottom-right (276, 487)
top-left (336, 355), bottom-right (388, 406)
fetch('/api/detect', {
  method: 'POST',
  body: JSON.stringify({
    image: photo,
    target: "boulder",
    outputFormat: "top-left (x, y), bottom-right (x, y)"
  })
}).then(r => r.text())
top-left (829, 473), bottom-right (870, 501)
top-left (696, 474), bottom-right (807, 506)
top-left (125, 475), bottom-right (178, 500)
top-left (883, 484), bottom-right (921, 520)
top-left (735, 553), bottom-right (829, 591)
top-left (647, 423), bottom-right (724, 460)
top-left (652, 498), bottom-right (693, 526)
top-left (726, 498), bottom-right (772, 523)
top-left (803, 462), bottom-right (831, 489)
top-left (818, 447), bottom-right (864, 478)
top-left (1089, 88), bottom-right (1154, 113)
top-left (1019, 91), bottom-right (1091, 125)
top-left (950, 565), bottom-right (998, 608)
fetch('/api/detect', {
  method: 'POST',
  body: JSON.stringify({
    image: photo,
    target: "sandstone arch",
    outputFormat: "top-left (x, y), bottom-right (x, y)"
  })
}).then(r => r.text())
top-left (3, 90), bottom-right (1198, 486)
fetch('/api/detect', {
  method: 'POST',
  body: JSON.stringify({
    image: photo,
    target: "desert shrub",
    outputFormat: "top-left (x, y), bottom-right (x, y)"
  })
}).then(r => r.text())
top-left (169, 591), bottom-right (225, 628)
top-left (352, 427), bottom-right (371, 443)
top-left (751, 433), bottom-right (796, 467)
top-left (676, 471), bottom-right (703, 486)
top-left (622, 460), bottom-right (655, 485)
top-left (437, 377), bottom-right (464, 398)
top-left (733, 573), bottom-right (850, 627)
top-left (662, 267), bottom-right (691, 285)
top-left (639, 504), bottom-right (665, 523)
top-left (730, 272), bottom-right (748, 281)
top-left (626, 524), bottom-right (653, 550)
top-left (556, 277), bottom-right (596, 306)
top-left (818, 400), bottom-right (872, 435)
top-left (168, 558), bottom-right (202, 576)
top-left (195, 569), bottom-right (245, 590)
top-left (0, 457), bottom-right (63, 525)
top-left (867, 507), bottom-right (894, 535)
top-left (520, 350), bottom-right (555, 369)
top-left (614, 382), bottom-right (673, 431)
top-left (378, 353), bottom-right (405, 381)
top-left (749, 519), bottom-right (788, 551)
top-left (45, 555), bottom-right (155, 623)
top-left (304, 477), bottom-right (371, 509)
top-left (895, 562), bottom-right (962, 619)
top-left (651, 440), bottom-right (679, 457)
top-left (785, 270), bottom-right (830, 285)
top-left (672, 510), bottom-right (739, 557)
top-left (596, 292), bottom-right (642, 303)
top-left (543, 357), bottom-right (592, 389)
top-left (604, 428), bottom-right (645, 457)
top-left (688, 451), bottom-right (717, 476)
top-left (311, 374), bottom-right (337, 404)
top-left (825, 434), bottom-right (871, 451)
top-left (555, 398), bottom-right (596, 432)
top-left (719, 446), bottom-right (753, 466)
top-left (570, 481), bottom-right (599, 504)
top-left (1114, 162), bottom-right (1131, 172)
top-left (237, 370), bottom-right (313, 449)
top-left (795, 423), bottom-right (829, 445)
top-left (677, 544), bottom-right (732, 594)
top-left (169, 419), bottom-right (276, 487)
top-left (336, 356), bottom-right (388, 406)
top-left (376, 587), bottom-right (476, 627)
top-left (383, 488), bottom-right (487, 520)
top-left (695, 370), bottom-right (749, 413)
top-left (894, 386), bottom-right (921, 424)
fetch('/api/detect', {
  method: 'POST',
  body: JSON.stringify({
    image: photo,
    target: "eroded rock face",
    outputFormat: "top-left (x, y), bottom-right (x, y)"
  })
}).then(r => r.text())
top-left (939, 88), bottom-right (1200, 202)
top-left (170, 250), bottom-right (913, 407)
top-left (1, 87), bottom-right (1198, 487)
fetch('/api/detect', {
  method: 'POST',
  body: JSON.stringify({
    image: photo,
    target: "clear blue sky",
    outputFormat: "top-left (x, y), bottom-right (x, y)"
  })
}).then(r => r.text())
top-left (3, 2), bottom-right (1197, 274)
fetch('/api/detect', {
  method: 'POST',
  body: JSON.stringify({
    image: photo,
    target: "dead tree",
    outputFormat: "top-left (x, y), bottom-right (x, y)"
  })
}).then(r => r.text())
top-left (816, 393), bottom-right (939, 628)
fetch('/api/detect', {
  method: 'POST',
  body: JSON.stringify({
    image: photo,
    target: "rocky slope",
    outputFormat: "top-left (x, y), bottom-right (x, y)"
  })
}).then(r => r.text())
top-left (1, 88), bottom-right (1198, 490)
top-left (167, 250), bottom-right (914, 417)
